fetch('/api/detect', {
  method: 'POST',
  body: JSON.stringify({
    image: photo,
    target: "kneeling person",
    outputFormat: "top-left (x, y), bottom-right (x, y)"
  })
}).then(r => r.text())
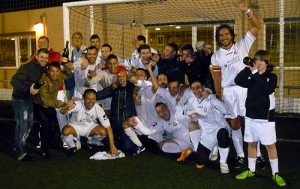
top-left (60, 89), bottom-right (118, 156)
top-left (187, 80), bottom-right (231, 174)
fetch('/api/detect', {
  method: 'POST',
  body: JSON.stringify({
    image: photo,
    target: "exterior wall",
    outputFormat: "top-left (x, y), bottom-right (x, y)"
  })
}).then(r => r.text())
top-left (0, 7), bottom-right (64, 88)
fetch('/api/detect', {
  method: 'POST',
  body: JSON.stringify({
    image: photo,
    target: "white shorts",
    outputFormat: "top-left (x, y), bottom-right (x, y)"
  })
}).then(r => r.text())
top-left (69, 123), bottom-right (98, 138)
top-left (244, 117), bottom-right (276, 145)
top-left (201, 128), bottom-right (227, 151)
top-left (172, 127), bottom-right (192, 149)
top-left (223, 85), bottom-right (247, 118)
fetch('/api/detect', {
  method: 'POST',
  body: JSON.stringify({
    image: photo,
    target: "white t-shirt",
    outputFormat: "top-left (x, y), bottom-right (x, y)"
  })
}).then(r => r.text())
top-left (211, 31), bottom-right (256, 88)
top-left (68, 100), bottom-right (110, 128)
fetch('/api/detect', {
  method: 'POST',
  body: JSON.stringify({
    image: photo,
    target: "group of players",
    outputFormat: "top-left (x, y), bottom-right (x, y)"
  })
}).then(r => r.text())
top-left (10, 2), bottom-right (286, 187)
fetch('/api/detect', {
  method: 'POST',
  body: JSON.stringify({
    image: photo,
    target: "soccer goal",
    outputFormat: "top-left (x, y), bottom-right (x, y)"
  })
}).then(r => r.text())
top-left (63, 0), bottom-right (300, 114)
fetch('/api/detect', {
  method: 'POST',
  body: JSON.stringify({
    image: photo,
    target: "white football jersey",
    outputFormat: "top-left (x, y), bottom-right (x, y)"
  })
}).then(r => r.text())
top-left (155, 112), bottom-right (181, 134)
top-left (74, 63), bottom-right (99, 99)
top-left (68, 100), bottom-right (110, 128)
top-left (211, 31), bottom-right (256, 88)
top-left (95, 51), bottom-right (103, 65)
top-left (185, 94), bottom-right (230, 132)
top-left (156, 86), bottom-right (192, 111)
top-left (135, 80), bottom-right (159, 127)
top-left (130, 48), bottom-right (157, 67)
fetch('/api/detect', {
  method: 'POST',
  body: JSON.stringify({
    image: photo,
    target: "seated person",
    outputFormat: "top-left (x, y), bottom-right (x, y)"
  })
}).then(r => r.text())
top-left (154, 102), bottom-right (193, 161)
top-left (184, 80), bottom-right (230, 174)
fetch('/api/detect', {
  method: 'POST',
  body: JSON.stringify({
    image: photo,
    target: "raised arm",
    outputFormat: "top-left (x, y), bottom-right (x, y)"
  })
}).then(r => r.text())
top-left (146, 64), bottom-right (159, 94)
top-left (234, 2), bottom-right (260, 37)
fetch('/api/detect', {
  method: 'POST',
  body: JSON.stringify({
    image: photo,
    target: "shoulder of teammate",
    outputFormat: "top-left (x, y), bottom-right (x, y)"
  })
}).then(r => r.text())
top-left (117, 65), bottom-right (127, 72)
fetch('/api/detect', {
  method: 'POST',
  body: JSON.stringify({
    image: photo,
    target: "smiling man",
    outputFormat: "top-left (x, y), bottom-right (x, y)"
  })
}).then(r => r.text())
top-left (211, 2), bottom-right (260, 168)
top-left (60, 89), bottom-right (118, 156)
top-left (34, 61), bottom-right (73, 158)
top-left (11, 48), bottom-right (49, 161)
top-left (73, 46), bottom-right (99, 100)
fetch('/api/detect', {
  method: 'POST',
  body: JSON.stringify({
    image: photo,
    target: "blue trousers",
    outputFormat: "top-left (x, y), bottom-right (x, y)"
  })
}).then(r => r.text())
top-left (12, 97), bottom-right (34, 157)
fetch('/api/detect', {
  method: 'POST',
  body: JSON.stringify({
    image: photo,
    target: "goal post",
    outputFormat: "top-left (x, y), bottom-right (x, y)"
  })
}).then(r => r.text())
top-left (63, 0), bottom-right (300, 114)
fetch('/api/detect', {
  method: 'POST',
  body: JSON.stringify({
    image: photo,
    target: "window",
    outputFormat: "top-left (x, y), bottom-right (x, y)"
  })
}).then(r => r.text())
top-left (148, 26), bottom-right (192, 54)
top-left (265, 21), bottom-right (300, 67)
top-left (0, 32), bottom-right (36, 68)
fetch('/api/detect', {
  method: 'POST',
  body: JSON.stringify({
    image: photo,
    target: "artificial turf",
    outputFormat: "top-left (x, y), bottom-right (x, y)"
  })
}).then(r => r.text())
top-left (0, 101), bottom-right (299, 189)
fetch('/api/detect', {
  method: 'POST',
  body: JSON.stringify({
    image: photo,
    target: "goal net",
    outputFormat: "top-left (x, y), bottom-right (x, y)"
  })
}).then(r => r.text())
top-left (63, 0), bottom-right (300, 114)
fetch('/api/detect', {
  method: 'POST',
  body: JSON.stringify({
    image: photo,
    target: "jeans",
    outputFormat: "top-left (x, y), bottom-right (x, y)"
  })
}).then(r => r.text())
top-left (12, 97), bottom-right (34, 157)
top-left (66, 88), bottom-right (74, 101)
top-left (103, 130), bottom-right (136, 154)
top-left (36, 104), bottom-right (59, 152)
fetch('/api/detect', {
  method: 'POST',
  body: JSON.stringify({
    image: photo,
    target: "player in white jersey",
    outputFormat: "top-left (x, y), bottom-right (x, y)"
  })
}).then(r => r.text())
top-left (131, 35), bottom-right (157, 69)
top-left (89, 34), bottom-right (103, 66)
top-left (60, 89), bottom-right (118, 156)
top-left (154, 102), bottom-right (193, 161)
top-left (73, 46), bottom-right (100, 100)
top-left (154, 79), bottom-right (190, 111)
top-left (86, 54), bottom-right (127, 115)
top-left (211, 2), bottom-right (261, 168)
top-left (131, 44), bottom-right (159, 76)
top-left (184, 80), bottom-right (231, 173)
top-left (96, 43), bottom-right (131, 71)
top-left (130, 66), bottom-right (159, 130)
top-left (122, 63), bottom-right (164, 155)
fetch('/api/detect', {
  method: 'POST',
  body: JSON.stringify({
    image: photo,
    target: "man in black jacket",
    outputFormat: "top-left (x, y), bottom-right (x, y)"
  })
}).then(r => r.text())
top-left (180, 44), bottom-right (215, 93)
top-left (11, 48), bottom-right (49, 161)
top-left (96, 70), bottom-right (137, 153)
top-left (154, 43), bottom-right (186, 84)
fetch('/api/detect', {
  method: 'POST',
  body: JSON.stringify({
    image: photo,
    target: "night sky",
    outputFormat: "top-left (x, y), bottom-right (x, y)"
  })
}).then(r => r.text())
top-left (0, 0), bottom-right (86, 13)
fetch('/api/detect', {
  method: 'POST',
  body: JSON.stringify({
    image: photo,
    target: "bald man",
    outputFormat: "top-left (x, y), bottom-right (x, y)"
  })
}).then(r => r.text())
top-left (96, 70), bottom-right (138, 154)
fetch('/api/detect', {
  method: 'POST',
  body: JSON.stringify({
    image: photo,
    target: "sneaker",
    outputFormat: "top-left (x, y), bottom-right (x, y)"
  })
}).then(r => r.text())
top-left (195, 164), bottom-right (204, 169)
top-left (66, 147), bottom-right (76, 157)
top-left (177, 147), bottom-right (193, 161)
top-left (272, 173), bottom-right (286, 187)
top-left (256, 156), bottom-right (266, 169)
top-left (63, 142), bottom-right (69, 149)
top-left (220, 163), bottom-right (230, 174)
top-left (210, 154), bottom-right (218, 161)
top-left (234, 156), bottom-right (245, 168)
top-left (236, 170), bottom-right (255, 180)
top-left (132, 145), bottom-right (145, 156)
top-left (17, 153), bottom-right (34, 161)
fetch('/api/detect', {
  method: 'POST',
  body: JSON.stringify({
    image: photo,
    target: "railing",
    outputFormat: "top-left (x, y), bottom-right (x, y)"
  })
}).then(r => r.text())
top-left (276, 85), bottom-right (300, 97)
